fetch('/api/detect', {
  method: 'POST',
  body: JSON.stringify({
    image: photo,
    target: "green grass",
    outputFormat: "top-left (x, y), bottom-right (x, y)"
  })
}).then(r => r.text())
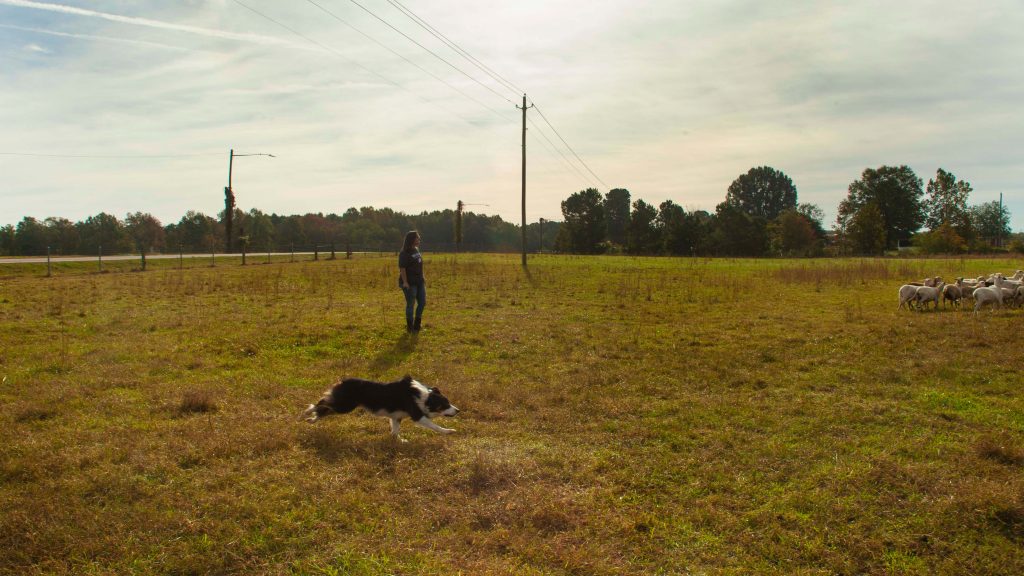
top-left (2, 254), bottom-right (1024, 574)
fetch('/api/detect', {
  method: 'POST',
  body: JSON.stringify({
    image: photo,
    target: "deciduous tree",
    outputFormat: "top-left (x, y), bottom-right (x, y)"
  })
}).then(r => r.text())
top-left (970, 200), bottom-right (1011, 246)
top-left (924, 168), bottom-right (972, 233)
top-left (126, 212), bottom-right (165, 254)
top-left (771, 210), bottom-right (820, 256)
top-left (846, 202), bottom-right (887, 255)
top-left (725, 166), bottom-right (798, 220)
top-left (842, 166), bottom-right (924, 249)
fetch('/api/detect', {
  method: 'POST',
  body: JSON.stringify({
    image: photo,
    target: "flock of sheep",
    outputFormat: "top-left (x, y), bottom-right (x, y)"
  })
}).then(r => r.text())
top-left (897, 270), bottom-right (1024, 314)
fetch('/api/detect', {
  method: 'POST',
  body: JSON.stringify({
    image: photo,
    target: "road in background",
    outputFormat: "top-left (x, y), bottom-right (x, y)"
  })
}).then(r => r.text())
top-left (0, 252), bottom-right (366, 265)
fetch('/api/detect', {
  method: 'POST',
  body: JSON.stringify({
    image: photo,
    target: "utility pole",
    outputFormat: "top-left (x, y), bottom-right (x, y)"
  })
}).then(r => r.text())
top-left (455, 200), bottom-right (463, 253)
top-left (225, 149), bottom-right (235, 253)
top-left (456, 201), bottom-right (489, 253)
top-left (226, 148), bottom-right (274, 254)
top-left (539, 218), bottom-right (546, 253)
top-left (999, 192), bottom-right (1004, 248)
top-left (517, 94), bottom-right (534, 267)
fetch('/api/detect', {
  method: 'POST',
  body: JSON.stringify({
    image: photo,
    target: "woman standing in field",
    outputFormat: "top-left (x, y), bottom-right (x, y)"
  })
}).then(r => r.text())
top-left (398, 230), bottom-right (426, 332)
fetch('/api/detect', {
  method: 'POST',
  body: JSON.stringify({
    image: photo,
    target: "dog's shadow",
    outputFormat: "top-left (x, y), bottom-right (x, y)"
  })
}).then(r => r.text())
top-left (369, 332), bottom-right (418, 372)
top-left (299, 424), bottom-right (445, 465)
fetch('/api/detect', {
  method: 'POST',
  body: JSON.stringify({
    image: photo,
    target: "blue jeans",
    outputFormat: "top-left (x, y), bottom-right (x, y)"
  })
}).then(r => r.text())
top-left (401, 282), bottom-right (426, 326)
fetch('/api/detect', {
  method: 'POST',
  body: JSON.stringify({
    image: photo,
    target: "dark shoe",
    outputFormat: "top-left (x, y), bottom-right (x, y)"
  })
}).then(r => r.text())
top-left (406, 321), bottom-right (415, 332)
top-left (413, 317), bottom-right (422, 331)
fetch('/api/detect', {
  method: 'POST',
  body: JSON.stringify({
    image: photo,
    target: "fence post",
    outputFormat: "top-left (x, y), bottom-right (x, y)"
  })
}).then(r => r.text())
top-left (47, 246), bottom-right (51, 277)
top-left (242, 243), bottom-right (247, 266)
top-left (98, 245), bottom-right (102, 273)
top-left (179, 243), bottom-right (183, 270)
top-left (346, 240), bottom-right (352, 259)
top-left (314, 245), bottom-right (319, 261)
top-left (290, 243), bottom-right (295, 263)
top-left (267, 245), bottom-right (271, 264)
top-left (141, 248), bottom-right (146, 271)
top-left (211, 243), bottom-right (215, 267)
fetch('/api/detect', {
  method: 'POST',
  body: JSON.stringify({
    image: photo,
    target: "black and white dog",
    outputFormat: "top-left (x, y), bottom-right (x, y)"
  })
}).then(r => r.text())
top-left (300, 375), bottom-right (459, 440)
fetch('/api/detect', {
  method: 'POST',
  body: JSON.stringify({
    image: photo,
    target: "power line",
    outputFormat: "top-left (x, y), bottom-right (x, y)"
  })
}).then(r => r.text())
top-left (230, 0), bottom-right (491, 129)
top-left (302, 0), bottom-right (513, 122)
top-left (332, 2), bottom-right (604, 192)
top-left (382, 0), bottom-right (524, 96)
top-left (526, 117), bottom-right (596, 187)
top-left (526, 131), bottom-right (587, 189)
top-left (532, 103), bottom-right (607, 188)
top-left (342, 0), bottom-right (517, 106)
top-left (232, 0), bottom-right (400, 90)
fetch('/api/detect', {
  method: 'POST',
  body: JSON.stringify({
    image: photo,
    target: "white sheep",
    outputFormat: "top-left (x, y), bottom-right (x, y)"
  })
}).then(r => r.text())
top-left (973, 285), bottom-right (1003, 314)
top-left (914, 281), bottom-right (945, 311)
top-left (898, 284), bottom-right (920, 311)
top-left (992, 275), bottom-right (1016, 305)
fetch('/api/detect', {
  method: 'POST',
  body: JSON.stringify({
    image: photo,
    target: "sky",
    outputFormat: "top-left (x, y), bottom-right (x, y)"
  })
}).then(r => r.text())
top-left (2, 0), bottom-right (1023, 231)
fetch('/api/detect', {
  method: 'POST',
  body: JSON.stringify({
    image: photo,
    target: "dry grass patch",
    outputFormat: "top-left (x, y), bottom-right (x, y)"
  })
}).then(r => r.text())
top-left (178, 389), bottom-right (217, 414)
top-left (977, 433), bottom-right (1024, 467)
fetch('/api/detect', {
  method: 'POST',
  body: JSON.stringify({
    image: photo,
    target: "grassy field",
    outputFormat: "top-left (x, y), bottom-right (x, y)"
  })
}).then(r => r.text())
top-left (1, 254), bottom-right (1023, 575)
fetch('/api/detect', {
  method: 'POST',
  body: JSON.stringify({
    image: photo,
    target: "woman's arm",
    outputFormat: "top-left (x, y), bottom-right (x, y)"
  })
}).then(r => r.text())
top-left (400, 267), bottom-right (409, 288)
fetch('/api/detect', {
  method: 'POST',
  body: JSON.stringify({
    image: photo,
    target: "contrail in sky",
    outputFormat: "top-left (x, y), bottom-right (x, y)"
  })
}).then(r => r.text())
top-left (0, 0), bottom-right (321, 50)
top-left (0, 23), bottom-right (201, 52)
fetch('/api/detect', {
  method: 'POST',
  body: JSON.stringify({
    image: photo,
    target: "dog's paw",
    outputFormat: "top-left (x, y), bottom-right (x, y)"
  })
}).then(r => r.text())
top-left (440, 428), bottom-right (456, 434)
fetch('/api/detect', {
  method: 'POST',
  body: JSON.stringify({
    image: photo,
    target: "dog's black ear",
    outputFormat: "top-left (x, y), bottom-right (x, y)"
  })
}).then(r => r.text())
top-left (401, 375), bottom-right (413, 384)
top-left (431, 387), bottom-right (440, 394)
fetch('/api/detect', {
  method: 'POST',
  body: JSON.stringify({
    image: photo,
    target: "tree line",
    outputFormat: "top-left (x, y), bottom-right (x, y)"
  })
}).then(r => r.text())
top-left (2, 164), bottom-right (1017, 257)
top-left (1, 207), bottom-right (560, 257)
top-left (555, 165), bottom-right (1018, 256)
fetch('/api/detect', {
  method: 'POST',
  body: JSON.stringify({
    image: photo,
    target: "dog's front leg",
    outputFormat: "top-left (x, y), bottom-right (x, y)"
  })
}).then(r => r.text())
top-left (390, 418), bottom-right (408, 442)
top-left (414, 417), bottom-right (455, 434)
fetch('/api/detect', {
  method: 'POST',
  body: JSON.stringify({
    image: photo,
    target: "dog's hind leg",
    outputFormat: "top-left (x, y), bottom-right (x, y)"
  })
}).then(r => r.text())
top-left (299, 404), bottom-right (318, 422)
top-left (301, 400), bottom-right (340, 423)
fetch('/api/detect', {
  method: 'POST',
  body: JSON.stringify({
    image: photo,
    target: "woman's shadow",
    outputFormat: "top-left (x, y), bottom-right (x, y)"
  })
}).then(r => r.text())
top-left (369, 331), bottom-right (418, 372)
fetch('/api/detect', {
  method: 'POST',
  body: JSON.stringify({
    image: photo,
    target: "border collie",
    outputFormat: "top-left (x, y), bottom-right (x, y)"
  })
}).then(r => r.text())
top-left (300, 375), bottom-right (459, 440)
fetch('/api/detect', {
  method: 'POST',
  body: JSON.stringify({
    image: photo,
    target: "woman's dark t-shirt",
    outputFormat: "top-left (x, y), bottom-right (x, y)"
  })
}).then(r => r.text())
top-left (398, 249), bottom-right (423, 285)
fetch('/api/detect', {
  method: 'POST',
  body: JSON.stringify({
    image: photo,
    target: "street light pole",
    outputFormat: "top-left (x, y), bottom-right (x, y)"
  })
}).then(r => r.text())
top-left (225, 149), bottom-right (274, 253)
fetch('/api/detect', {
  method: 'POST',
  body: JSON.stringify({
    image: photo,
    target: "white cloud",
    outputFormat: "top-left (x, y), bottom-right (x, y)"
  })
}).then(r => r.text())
top-left (22, 42), bottom-right (49, 53)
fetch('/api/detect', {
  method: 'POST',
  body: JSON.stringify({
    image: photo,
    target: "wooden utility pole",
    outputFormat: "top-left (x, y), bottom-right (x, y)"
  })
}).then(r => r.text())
top-left (226, 148), bottom-right (274, 254)
top-left (455, 200), bottom-right (464, 253)
top-left (225, 149), bottom-right (235, 253)
top-left (999, 192), bottom-right (1004, 248)
top-left (517, 94), bottom-right (533, 267)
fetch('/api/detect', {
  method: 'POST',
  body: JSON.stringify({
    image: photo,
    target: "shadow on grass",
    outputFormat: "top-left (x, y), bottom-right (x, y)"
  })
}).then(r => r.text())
top-left (298, 424), bottom-right (448, 464)
top-left (369, 331), bottom-right (418, 372)
top-left (522, 264), bottom-right (539, 288)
